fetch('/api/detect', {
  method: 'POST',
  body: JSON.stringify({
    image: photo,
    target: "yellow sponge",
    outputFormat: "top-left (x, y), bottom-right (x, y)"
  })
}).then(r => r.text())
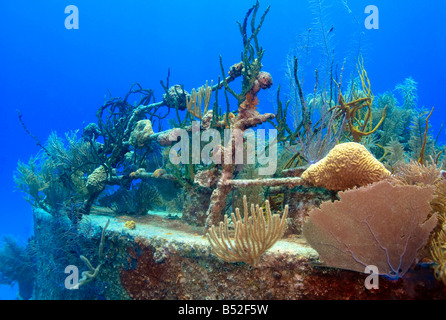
top-left (301, 142), bottom-right (390, 191)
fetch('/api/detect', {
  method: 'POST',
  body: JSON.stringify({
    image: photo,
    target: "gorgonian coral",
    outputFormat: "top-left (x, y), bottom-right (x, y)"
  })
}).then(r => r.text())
top-left (303, 181), bottom-right (437, 279)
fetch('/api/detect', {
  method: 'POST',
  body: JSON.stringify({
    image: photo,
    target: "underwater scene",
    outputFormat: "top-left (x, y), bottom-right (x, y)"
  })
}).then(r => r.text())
top-left (1, 0), bottom-right (446, 303)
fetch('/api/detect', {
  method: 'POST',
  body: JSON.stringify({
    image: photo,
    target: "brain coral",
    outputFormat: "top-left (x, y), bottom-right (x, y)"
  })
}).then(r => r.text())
top-left (301, 142), bottom-right (390, 191)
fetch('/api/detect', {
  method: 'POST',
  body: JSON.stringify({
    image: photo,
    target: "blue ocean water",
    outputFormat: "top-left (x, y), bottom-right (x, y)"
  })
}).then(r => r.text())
top-left (0, 0), bottom-right (445, 299)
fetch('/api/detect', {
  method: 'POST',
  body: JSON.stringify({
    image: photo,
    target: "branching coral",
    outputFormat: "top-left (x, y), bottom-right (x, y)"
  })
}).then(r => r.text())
top-left (418, 107), bottom-right (434, 164)
top-left (96, 83), bottom-right (165, 168)
top-left (205, 1), bottom-right (275, 229)
top-left (72, 220), bottom-right (109, 289)
top-left (303, 181), bottom-right (437, 279)
top-left (408, 108), bottom-right (434, 162)
top-left (270, 55), bottom-right (341, 165)
top-left (218, 1), bottom-right (271, 106)
top-left (207, 195), bottom-right (288, 267)
top-left (331, 56), bottom-right (386, 143)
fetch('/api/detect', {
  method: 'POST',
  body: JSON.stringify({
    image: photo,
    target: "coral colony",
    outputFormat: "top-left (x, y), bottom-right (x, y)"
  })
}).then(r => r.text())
top-left (4, 1), bottom-right (446, 299)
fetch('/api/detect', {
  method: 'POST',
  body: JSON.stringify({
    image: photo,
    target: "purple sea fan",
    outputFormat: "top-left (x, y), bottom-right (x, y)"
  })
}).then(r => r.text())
top-left (303, 180), bottom-right (437, 279)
